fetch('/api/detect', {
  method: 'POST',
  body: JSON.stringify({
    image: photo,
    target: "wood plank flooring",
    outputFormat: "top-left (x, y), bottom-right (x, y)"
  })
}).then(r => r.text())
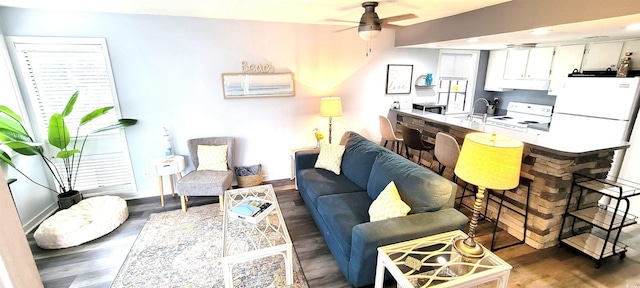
top-left (28, 179), bottom-right (640, 288)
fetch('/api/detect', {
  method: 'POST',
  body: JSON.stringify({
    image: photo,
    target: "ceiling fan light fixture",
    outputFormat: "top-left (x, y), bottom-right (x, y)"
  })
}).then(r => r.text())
top-left (358, 2), bottom-right (382, 40)
top-left (358, 24), bottom-right (382, 40)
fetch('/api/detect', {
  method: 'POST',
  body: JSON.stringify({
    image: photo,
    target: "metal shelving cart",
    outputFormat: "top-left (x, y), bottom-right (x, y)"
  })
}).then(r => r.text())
top-left (558, 173), bottom-right (639, 268)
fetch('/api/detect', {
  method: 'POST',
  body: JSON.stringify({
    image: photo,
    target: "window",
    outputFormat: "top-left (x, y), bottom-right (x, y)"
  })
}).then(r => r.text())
top-left (436, 50), bottom-right (480, 114)
top-left (9, 37), bottom-right (136, 195)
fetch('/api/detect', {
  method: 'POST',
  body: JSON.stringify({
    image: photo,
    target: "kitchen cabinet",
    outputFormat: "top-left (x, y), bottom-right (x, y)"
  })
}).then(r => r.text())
top-left (548, 44), bottom-right (585, 95)
top-left (558, 173), bottom-right (639, 268)
top-left (484, 50), bottom-right (513, 92)
top-left (582, 42), bottom-right (623, 71)
top-left (503, 47), bottom-right (554, 80)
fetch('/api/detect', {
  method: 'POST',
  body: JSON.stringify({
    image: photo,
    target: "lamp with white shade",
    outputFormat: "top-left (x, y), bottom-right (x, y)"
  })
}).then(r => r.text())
top-left (320, 97), bottom-right (342, 144)
top-left (453, 132), bottom-right (524, 258)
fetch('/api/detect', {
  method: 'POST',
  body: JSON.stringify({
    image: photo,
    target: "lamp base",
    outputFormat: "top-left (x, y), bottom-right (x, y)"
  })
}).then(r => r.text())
top-left (453, 235), bottom-right (485, 258)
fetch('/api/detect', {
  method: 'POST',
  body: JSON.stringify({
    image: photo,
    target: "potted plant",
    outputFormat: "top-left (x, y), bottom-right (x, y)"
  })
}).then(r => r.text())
top-left (0, 91), bottom-right (137, 209)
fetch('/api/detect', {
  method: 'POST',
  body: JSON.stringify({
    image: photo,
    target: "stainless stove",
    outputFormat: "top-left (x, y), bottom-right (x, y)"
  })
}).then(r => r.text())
top-left (485, 102), bottom-right (553, 132)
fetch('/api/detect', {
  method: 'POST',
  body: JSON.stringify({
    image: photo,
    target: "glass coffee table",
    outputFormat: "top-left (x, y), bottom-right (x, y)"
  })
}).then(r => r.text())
top-left (222, 184), bottom-right (293, 287)
top-left (375, 230), bottom-right (512, 288)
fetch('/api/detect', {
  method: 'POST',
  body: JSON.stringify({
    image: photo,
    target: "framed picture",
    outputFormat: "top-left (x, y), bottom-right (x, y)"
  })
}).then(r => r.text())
top-left (222, 72), bottom-right (295, 98)
top-left (386, 64), bottom-right (413, 94)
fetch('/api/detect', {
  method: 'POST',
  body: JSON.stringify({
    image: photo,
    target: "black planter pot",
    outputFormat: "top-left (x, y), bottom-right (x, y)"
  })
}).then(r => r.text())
top-left (58, 190), bottom-right (83, 209)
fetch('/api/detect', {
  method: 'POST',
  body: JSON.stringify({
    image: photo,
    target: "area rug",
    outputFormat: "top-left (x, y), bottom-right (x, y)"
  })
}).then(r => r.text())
top-left (111, 204), bottom-right (308, 288)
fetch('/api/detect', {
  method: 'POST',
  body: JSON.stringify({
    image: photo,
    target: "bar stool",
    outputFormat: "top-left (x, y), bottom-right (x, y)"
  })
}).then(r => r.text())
top-left (401, 125), bottom-right (434, 165)
top-left (483, 176), bottom-right (532, 251)
top-left (433, 132), bottom-right (460, 177)
top-left (379, 115), bottom-right (404, 156)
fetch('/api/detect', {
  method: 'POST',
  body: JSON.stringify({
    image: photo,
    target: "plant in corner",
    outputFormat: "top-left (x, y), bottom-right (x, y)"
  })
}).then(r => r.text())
top-left (0, 91), bottom-right (137, 209)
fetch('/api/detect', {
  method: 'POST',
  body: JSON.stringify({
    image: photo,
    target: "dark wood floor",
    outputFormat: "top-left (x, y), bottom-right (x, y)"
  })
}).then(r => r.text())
top-left (29, 179), bottom-right (640, 288)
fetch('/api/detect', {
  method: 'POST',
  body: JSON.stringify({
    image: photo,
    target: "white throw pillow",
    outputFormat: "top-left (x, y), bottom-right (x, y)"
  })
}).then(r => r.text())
top-left (197, 145), bottom-right (228, 171)
top-left (369, 181), bottom-right (411, 222)
top-left (314, 144), bottom-right (346, 175)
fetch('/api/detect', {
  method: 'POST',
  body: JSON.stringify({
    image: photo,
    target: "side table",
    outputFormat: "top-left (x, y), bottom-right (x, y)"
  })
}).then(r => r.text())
top-left (375, 230), bottom-right (512, 288)
top-left (152, 155), bottom-right (185, 207)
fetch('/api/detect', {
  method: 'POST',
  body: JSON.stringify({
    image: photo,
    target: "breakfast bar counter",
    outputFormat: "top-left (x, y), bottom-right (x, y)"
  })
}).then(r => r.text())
top-left (389, 109), bottom-right (630, 249)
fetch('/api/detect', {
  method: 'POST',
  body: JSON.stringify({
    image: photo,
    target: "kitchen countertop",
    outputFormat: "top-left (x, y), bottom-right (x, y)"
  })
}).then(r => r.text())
top-left (392, 109), bottom-right (630, 156)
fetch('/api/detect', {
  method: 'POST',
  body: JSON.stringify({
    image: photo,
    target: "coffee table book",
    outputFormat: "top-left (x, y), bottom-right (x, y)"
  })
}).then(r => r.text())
top-left (228, 196), bottom-right (276, 224)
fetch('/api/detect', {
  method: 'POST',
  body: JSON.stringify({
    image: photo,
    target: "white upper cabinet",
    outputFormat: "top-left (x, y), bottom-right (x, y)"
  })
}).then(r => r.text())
top-left (548, 44), bottom-right (585, 96)
top-left (582, 42), bottom-right (623, 71)
top-left (484, 50), bottom-right (513, 91)
top-left (526, 47), bottom-right (555, 79)
top-left (503, 49), bottom-right (530, 79)
top-left (503, 47), bottom-right (554, 79)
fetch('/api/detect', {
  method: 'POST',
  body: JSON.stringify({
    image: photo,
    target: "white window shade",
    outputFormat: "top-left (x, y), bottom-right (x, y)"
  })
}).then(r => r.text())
top-left (11, 37), bottom-right (136, 195)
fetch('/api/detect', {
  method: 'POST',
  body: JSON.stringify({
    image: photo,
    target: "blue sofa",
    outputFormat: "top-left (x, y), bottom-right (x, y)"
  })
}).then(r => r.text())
top-left (295, 131), bottom-right (469, 287)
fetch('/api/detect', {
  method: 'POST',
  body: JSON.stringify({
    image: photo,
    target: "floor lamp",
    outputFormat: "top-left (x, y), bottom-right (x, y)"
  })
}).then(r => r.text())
top-left (453, 132), bottom-right (523, 258)
top-left (320, 97), bottom-right (342, 144)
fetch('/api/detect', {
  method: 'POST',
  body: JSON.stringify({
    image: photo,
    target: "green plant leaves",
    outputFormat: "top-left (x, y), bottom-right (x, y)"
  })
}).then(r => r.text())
top-left (0, 151), bottom-right (15, 168)
top-left (56, 149), bottom-right (80, 159)
top-left (48, 113), bottom-right (70, 150)
top-left (61, 91), bottom-right (79, 117)
top-left (4, 141), bottom-right (43, 155)
top-left (80, 106), bottom-right (114, 126)
top-left (92, 118), bottom-right (138, 134)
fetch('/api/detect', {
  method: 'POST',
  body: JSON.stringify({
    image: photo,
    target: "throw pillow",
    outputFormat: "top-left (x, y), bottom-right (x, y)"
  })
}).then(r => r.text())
top-left (314, 144), bottom-right (346, 175)
top-left (196, 145), bottom-right (228, 171)
top-left (369, 181), bottom-right (411, 222)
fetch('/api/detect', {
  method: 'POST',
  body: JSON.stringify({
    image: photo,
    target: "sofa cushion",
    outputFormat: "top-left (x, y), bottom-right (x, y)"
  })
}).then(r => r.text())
top-left (298, 168), bottom-right (364, 208)
top-left (369, 181), bottom-right (410, 222)
top-left (340, 132), bottom-right (385, 190)
top-left (317, 192), bottom-right (372, 262)
top-left (315, 144), bottom-right (346, 175)
top-left (367, 152), bottom-right (452, 213)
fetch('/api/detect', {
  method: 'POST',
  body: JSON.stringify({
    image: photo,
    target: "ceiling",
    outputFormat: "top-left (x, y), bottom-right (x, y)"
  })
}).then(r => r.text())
top-left (1, 0), bottom-right (639, 49)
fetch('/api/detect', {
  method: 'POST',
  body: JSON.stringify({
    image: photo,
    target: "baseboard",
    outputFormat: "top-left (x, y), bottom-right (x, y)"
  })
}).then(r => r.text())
top-left (22, 202), bottom-right (58, 234)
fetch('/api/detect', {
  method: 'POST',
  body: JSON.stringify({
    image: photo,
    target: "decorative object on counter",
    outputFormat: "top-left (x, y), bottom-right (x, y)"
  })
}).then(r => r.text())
top-left (453, 132), bottom-right (523, 257)
top-left (235, 164), bottom-right (263, 188)
top-left (0, 91), bottom-right (137, 209)
top-left (392, 101), bottom-right (400, 109)
top-left (313, 128), bottom-right (324, 148)
top-left (487, 97), bottom-right (499, 115)
top-left (386, 64), bottom-right (413, 94)
top-left (425, 73), bottom-right (433, 85)
top-left (320, 97), bottom-right (342, 144)
top-left (617, 52), bottom-right (632, 78)
top-left (162, 126), bottom-right (174, 158)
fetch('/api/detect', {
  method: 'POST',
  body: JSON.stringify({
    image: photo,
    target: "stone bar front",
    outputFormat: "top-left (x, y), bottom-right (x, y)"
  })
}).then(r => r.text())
top-left (394, 110), bottom-right (623, 249)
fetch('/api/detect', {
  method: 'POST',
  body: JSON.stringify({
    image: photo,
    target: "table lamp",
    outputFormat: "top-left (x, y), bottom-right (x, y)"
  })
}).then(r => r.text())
top-left (320, 97), bottom-right (342, 144)
top-left (453, 132), bottom-right (523, 258)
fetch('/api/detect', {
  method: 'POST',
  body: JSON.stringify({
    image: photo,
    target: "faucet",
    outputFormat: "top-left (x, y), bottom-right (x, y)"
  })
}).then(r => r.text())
top-left (469, 98), bottom-right (490, 123)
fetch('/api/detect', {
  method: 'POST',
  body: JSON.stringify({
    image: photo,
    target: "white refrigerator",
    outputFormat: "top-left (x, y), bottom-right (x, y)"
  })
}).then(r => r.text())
top-left (551, 77), bottom-right (640, 216)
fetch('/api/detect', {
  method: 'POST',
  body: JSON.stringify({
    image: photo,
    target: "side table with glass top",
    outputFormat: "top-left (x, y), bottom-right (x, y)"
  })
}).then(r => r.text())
top-left (222, 184), bottom-right (293, 287)
top-left (375, 230), bottom-right (512, 288)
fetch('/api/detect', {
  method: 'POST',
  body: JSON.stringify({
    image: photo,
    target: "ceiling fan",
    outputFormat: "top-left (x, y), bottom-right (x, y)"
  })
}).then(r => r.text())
top-left (329, 2), bottom-right (418, 40)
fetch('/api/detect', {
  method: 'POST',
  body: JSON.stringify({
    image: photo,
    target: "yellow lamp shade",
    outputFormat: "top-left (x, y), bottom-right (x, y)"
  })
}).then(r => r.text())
top-left (454, 133), bottom-right (523, 190)
top-left (320, 97), bottom-right (342, 117)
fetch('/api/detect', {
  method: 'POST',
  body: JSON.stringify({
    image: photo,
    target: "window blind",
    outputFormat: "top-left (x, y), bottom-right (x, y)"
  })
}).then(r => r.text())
top-left (12, 39), bottom-right (135, 194)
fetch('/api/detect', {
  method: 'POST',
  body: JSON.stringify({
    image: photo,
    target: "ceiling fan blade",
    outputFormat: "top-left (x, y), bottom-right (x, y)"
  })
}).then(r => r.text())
top-left (381, 23), bottom-right (401, 29)
top-left (333, 26), bottom-right (358, 33)
top-left (380, 13), bottom-right (418, 24)
top-left (325, 18), bottom-right (361, 24)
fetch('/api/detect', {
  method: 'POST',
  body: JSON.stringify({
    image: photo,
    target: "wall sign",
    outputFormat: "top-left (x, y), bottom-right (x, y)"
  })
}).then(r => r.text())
top-left (386, 64), bottom-right (413, 94)
top-left (241, 61), bottom-right (275, 73)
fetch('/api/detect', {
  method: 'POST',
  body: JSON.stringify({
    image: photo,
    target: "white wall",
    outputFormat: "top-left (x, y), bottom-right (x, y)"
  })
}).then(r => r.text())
top-left (0, 7), bottom-right (440, 224)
